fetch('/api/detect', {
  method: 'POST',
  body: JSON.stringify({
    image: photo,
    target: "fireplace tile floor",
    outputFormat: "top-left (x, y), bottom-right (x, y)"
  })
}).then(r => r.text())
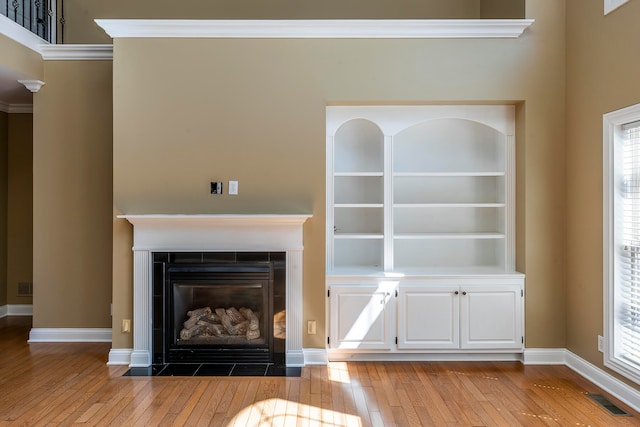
top-left (123, 363), bottom-right (301, 377)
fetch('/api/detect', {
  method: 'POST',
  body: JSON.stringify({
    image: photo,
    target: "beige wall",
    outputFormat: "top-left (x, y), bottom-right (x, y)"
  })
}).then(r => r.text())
top-left (481, 0), bottom-right (525, 18)
top-left (7, 113), bottom-right (33, 305)
top-left (32, 60), bottom-right (113, 328)
top-left (61, 0), bottom-right (484, 44)
top-left (566, 0), bottom-right (640, 387)
top-left (0, 112), bottom-right (7, 307)
top-left (111, 0), bottom-right (567, 349)
top-left (0, 35), bottom-right (43, 80)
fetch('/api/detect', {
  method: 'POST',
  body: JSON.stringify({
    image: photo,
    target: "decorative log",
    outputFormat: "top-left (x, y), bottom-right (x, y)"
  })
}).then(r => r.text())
top-left (226, 307), bottom-right (244, 323)
top-left (197, 321), bottom-right (226, 337)
top-left (179, 324), bottom-right (202, 340)
top-left (187, 307), bottom-right (212, 318)
top-left (246, 329), bottom-right (261, 340)
top-left (182, 306), bottom-right (262, 340)
top-left (198, 314), bottom-right (221, 325)
top-left (183, 307), bottom-right (212, 329)
top-left (239, 307), bottom-right (260, 331)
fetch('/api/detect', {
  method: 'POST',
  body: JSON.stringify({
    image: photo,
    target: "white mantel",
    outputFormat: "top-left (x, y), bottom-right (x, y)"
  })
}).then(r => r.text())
top-left (118, 214), bottom-right (312, 367)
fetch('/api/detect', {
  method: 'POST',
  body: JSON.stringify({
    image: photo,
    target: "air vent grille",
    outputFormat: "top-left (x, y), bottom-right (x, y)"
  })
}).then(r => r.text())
top-left (17, 282), bottom-right (33, 297)
top-left (586, 393), bottom-right (631, 417)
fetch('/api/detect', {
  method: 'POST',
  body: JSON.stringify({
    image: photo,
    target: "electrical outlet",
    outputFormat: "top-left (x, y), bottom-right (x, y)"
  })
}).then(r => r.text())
top-left (307, 320), bottom-right (317, 335)
top-left (122, 319), bottom-right (131, 333)
top-left (598, 335), bottom-right (604, 352)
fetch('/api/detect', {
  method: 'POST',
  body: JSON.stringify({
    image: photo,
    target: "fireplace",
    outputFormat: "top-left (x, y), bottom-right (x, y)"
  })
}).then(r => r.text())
top-left (153, 252), bottom-right (286, 364)
top-left (114, 214), bottom-right (311, 368)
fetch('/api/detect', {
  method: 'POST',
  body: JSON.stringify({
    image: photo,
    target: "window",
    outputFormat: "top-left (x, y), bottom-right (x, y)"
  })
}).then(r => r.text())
top-left (604, 103), bottom-right (640, 384)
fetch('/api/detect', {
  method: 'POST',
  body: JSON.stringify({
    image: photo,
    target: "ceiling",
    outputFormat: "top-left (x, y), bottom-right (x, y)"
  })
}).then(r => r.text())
top-left (0, 65), bottom-right (33, 109)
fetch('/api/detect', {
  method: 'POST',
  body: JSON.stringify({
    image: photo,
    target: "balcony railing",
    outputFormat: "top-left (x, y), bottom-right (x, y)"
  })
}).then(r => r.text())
top-left (1, 0), bottom-right (53, 42)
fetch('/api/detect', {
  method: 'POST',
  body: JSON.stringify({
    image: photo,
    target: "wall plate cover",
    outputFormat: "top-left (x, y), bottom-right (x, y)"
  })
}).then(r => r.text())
top-left (229, 180), bottom-right (238, 195)
top-left (210, 182), bottom-right (223, 194)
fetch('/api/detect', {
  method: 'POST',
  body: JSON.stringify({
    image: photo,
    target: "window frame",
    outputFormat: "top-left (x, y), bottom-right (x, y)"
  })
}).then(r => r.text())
top-left (604, 102), bottom-right (640, 385)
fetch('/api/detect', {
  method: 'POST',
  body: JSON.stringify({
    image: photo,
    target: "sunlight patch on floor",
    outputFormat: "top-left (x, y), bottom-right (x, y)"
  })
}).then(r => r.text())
top-left (226, 398), bottom-right (362, 426)
top-left (328, 362), bottom-right (352, 384)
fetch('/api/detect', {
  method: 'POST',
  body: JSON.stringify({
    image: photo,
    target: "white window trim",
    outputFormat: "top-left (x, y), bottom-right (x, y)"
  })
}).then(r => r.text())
top-left (604, 102), bottom-right (640, 385)
top-left (604, 0), bottom-right (631, 15)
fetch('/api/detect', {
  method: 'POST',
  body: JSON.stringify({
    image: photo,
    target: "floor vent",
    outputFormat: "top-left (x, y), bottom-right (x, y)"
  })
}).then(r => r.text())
top-left (587, 393), bottom-right (631, 416)
top-left (17, 282), bottom-right (33, 297)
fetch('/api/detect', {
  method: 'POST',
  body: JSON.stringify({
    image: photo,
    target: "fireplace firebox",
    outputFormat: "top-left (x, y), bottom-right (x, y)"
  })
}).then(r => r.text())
top-left (152, 252), bottom-right (286, 364)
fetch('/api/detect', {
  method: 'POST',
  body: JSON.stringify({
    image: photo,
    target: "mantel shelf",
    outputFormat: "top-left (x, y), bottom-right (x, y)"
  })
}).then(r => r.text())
top-left (96, 19), bottom-right (535, 39)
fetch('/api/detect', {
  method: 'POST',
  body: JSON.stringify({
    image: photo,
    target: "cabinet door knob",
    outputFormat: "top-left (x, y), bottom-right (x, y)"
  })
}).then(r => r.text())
top-left (454, 291), bottom-right (459, 295)
top-left (462, 291), bottom-right (467, 296)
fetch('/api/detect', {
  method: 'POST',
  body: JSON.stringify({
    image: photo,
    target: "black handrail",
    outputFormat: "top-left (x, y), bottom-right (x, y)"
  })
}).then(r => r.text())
top-left (1, 0), bottom-right (53, 43)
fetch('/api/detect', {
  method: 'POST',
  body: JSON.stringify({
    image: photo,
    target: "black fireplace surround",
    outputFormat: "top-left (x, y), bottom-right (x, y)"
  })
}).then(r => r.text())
top-left (152, 252), bottom-right (286, 365)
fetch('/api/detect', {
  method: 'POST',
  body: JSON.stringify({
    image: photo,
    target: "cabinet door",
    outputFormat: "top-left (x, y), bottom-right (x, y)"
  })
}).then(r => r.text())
top-left (460, 285), bottom-right (523, 350)
top-left (397, 286), bottom-right (459, 349)
top-left (329, 285), bottom-right (395, 350)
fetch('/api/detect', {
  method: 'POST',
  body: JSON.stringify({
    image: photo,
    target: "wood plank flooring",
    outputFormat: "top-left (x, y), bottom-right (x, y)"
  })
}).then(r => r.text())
top-left (1, 316), bottom-right (639, 426)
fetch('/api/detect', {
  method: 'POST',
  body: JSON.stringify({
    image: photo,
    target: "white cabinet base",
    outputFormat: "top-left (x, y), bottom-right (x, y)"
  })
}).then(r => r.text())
top-left (327, 275), bottom-right (525, 360)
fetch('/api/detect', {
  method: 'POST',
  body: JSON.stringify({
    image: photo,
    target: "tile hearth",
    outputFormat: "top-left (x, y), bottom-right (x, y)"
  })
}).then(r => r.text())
top-left (124, 363), bottom-right (301, 377)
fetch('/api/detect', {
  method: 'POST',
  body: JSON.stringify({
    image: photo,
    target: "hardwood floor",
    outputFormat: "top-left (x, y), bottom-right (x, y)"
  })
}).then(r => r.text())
top-left (1, 316), bottom-right (639, 426)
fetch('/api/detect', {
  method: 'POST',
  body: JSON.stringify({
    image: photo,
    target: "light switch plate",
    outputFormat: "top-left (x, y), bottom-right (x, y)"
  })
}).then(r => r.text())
top-left (229, 180), bottom-right (238, 195)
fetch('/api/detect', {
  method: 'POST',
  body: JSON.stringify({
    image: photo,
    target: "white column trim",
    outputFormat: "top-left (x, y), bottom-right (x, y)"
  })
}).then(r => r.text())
top-left (130, 250), bottom-right (152, 367)
top-left (287, 250), bottom-right (304, 366)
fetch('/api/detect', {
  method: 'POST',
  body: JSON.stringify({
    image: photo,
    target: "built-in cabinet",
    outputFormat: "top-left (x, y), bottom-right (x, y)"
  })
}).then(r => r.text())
top-left (326, 106), bottom-right (525, 359)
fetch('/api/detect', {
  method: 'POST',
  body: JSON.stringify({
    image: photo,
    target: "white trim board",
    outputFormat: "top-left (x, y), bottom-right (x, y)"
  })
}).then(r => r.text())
top-left (40, 44), bottom-right (113, 60)
top-left (524, 348), bottom-right (640, 412)
top-left (604, 0), bottom-right (630, 14)
top-left (0, 13), bottom-right (49, 53)
top-left (28, 328), bottom-right (112, 342)
top-left (0, 102), bottom-right (33, 114)
top-left (95, 19), bottom-right (534, 39)
top-left (0, 304), bottom-right (33, 317)
top-left (108, 348), bottom-right (133, 366)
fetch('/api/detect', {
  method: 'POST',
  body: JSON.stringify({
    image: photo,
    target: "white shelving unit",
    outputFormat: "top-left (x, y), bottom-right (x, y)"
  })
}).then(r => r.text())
top-left (326, 105), bottom-right (525, 359)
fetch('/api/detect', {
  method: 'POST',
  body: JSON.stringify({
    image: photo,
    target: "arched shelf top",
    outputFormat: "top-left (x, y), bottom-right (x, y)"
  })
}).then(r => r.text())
top-left (334, 118), bottom-right (384, 140)
top-left (326, 105), bottom-right (515, 136)
top-left (333, 118), bottom-right (384, 174)
top-left (395, 117), bottom-right (505, 141)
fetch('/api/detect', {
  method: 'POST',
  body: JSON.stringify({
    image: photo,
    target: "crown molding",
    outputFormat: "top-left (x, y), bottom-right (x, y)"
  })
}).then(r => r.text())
top-left (40, 44), bottom-right (113, 60)
top-left (0, 13), bottom-right (49, 53)
top-left (0, 102), bottom-right (32, 114)
top-left (95, 19), bottom-right (535, 39)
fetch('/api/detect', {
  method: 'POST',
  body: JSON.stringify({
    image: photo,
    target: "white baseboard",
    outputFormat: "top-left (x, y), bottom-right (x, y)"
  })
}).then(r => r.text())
top-left (565, 350), bottom-right (640, 412)
top-left (108, 348), bottom-right (133, 365)
top-left (525, 348), bottom-right (640, 412)
top-left (304, 348), bottom-right (329, 365)
top-left (523, 348), bottom-right (567, 364)
top-left (28, 328), bottom-right (112, 342)
top-left (327, 351), bottom-right (522, 362)
top-left (0, 304), bottom-right (33, 318)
